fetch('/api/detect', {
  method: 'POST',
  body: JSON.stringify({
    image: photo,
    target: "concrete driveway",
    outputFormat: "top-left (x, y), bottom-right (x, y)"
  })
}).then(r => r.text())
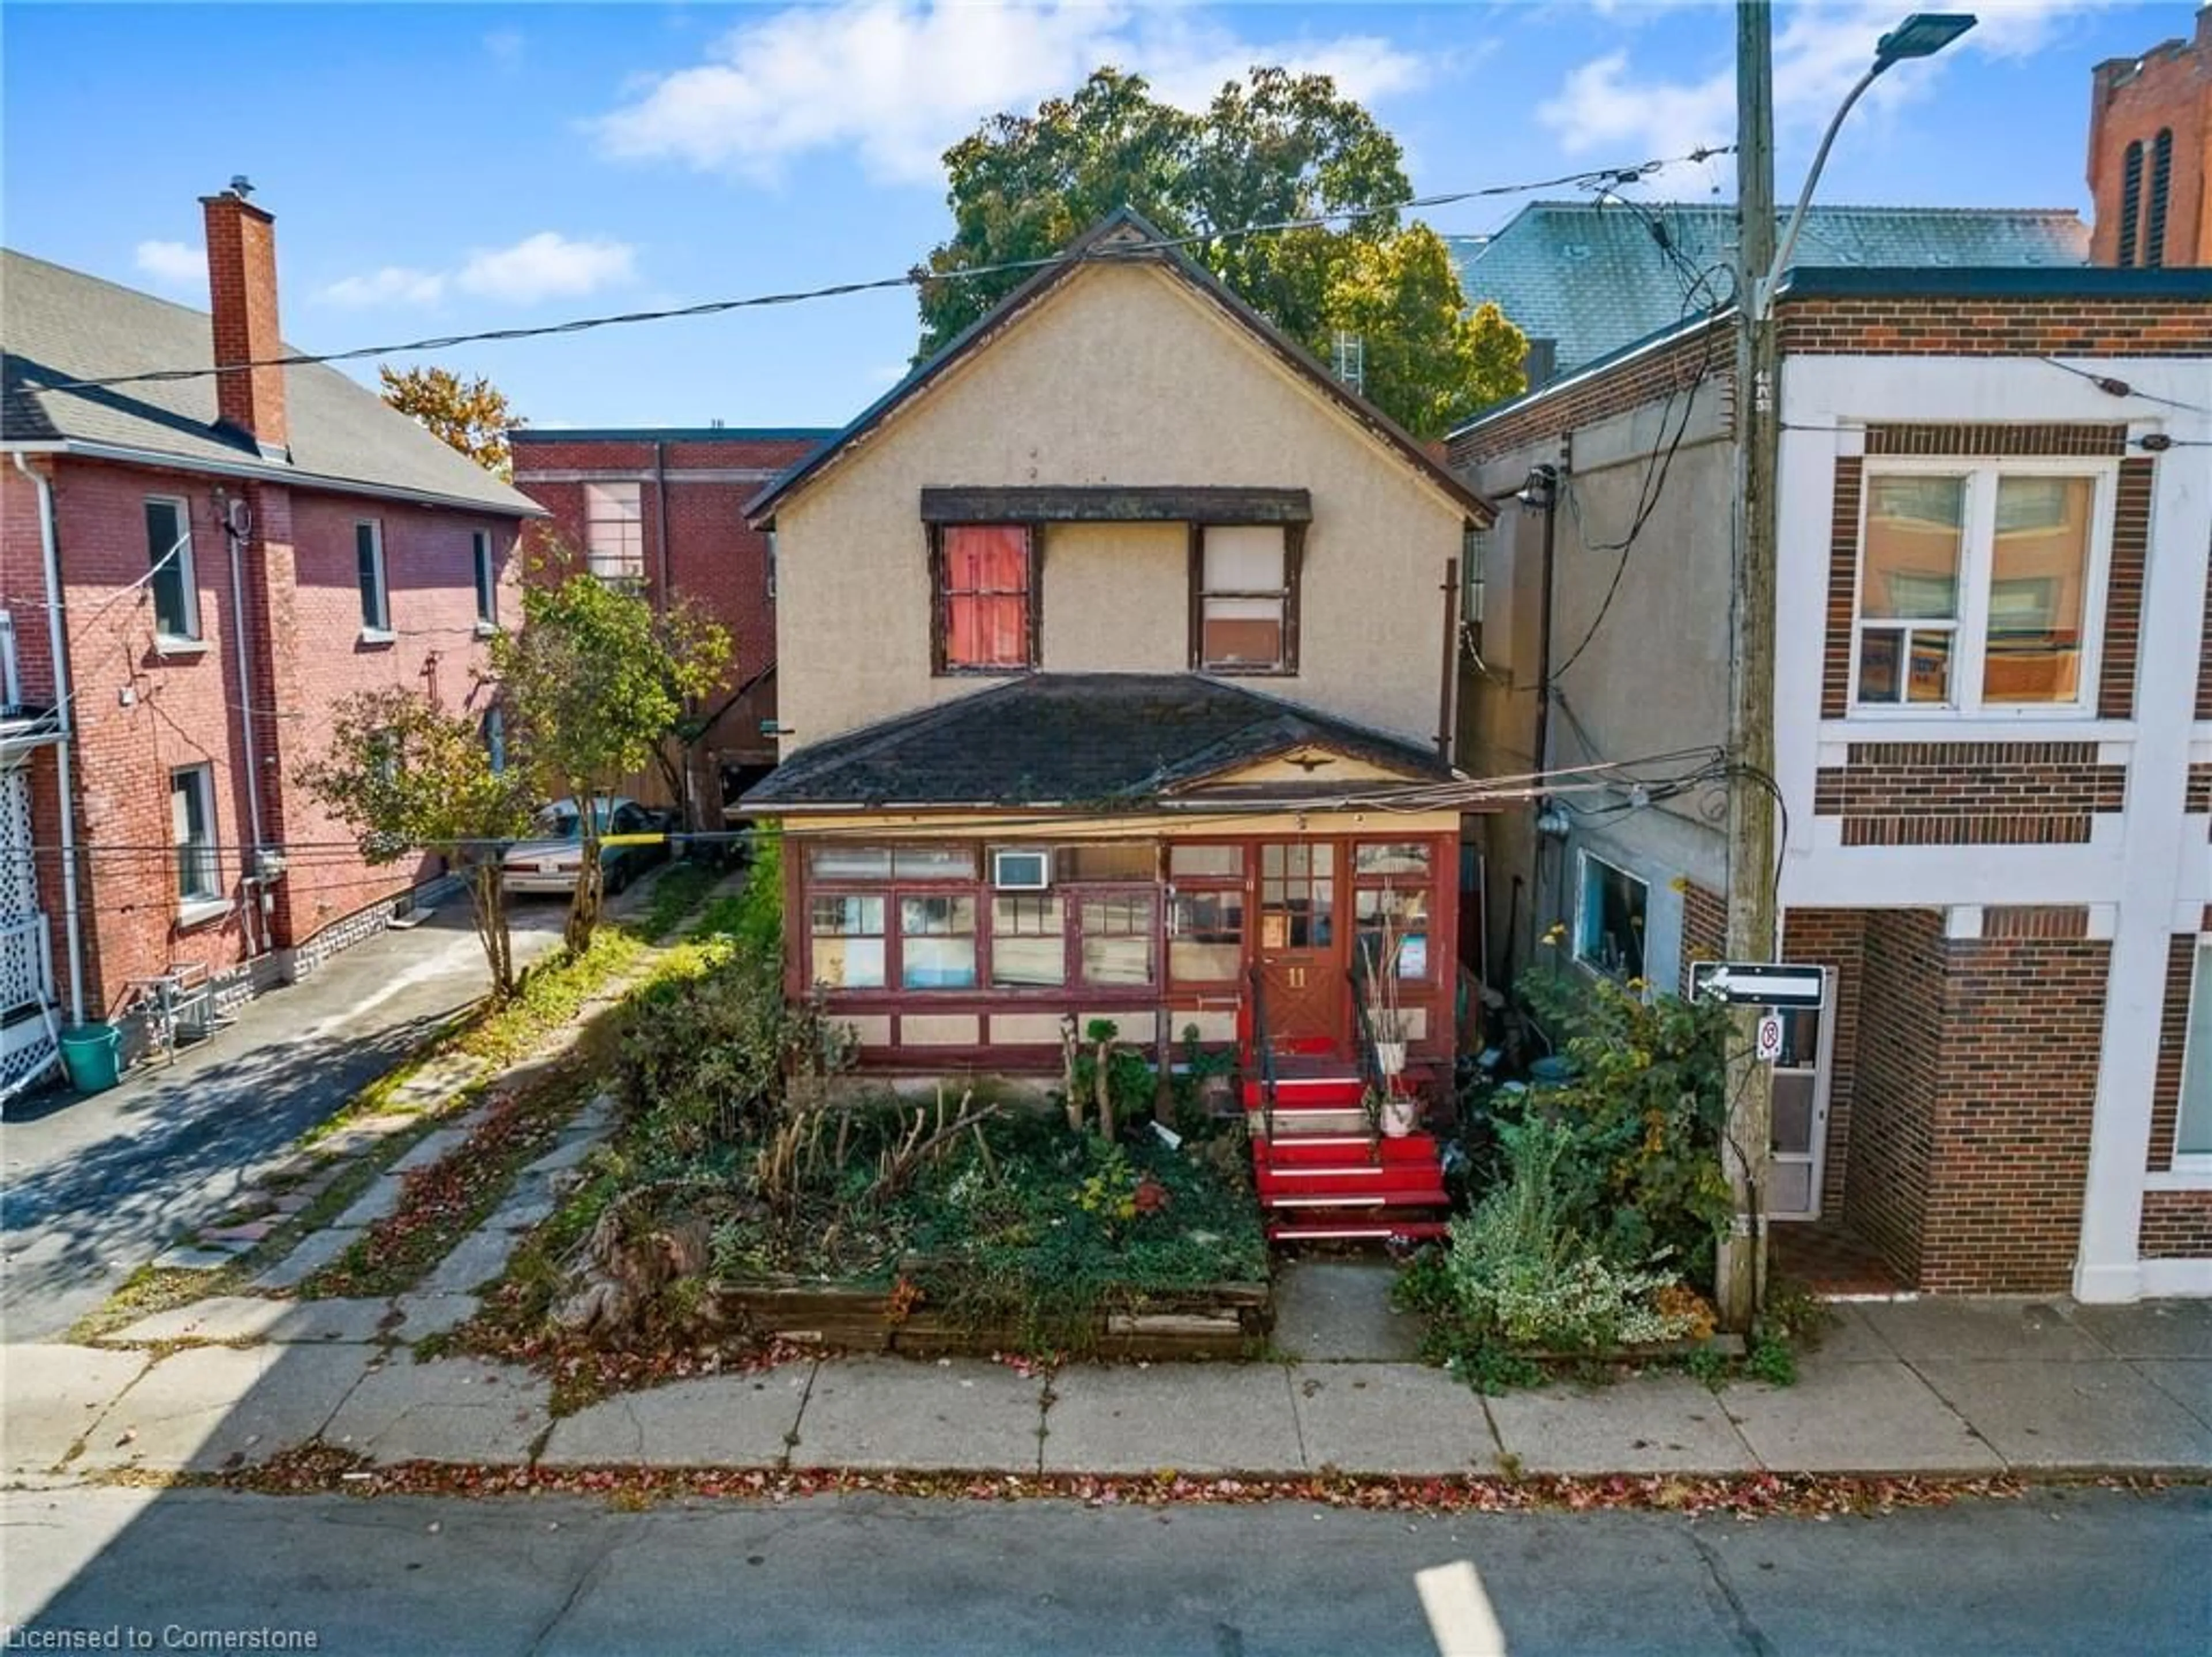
top-left (0, 890), bottom-right (608, 1340)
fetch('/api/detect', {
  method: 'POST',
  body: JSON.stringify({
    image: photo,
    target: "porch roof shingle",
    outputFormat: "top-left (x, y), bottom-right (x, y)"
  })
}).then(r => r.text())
top-left (741, 674), bottom-right (1453, 811)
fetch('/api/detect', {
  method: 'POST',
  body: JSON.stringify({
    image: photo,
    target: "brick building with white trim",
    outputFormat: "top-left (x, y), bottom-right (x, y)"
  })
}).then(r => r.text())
top-left (1449, 263), bottom-right (2212, 1299)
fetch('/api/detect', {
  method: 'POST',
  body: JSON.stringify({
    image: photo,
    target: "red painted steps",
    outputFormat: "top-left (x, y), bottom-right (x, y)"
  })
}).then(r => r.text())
top-left (1243, 1052), bottom-right (1452, 1246)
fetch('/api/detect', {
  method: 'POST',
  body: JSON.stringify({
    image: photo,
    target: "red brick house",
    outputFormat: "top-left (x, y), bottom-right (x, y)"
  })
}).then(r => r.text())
top-left (510, 426), bottom-right (831, 820)
top-left (1, 187), bottom-right (540, 1093)
top-left (1449, 262), bottom-right (2212, 1299)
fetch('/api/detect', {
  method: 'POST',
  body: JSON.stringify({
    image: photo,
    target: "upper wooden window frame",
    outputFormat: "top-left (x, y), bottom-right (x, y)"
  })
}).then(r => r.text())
top-left (929, 522), bottom-right (1041, 676)
top-left (1188, 521), bottom-right (1304, 677)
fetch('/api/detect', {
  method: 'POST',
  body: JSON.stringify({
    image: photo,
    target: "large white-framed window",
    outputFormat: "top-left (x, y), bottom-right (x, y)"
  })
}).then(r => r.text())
top-left (2175, 938), bottom-right (2212, 1169)
top-left (471, 529), bottom-right (498, 629)
top-left (1850, 459), bottom-right (2114, 716)
top-left (585, 482), bottom-right (645, 584)
top-left (355, 520), bottom-right (391, 636)
top-left (146, 497), bottom-right (200, 642)
top-left (1573, 850), bottom-right (1646, 983)
top-left (170, 764), bottom-right (221, 913)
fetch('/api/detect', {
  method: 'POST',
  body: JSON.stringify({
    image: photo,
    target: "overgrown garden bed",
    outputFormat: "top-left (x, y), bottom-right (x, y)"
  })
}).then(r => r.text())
top-left (1392, 954), bottom-right (1801, 1391)
top-left (448, 849), bottom-right (1269, 1401)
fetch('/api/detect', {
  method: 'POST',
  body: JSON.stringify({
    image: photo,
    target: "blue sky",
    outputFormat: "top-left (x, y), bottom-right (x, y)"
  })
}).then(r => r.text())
top-left (2, 2), bottom-right (2188, 429)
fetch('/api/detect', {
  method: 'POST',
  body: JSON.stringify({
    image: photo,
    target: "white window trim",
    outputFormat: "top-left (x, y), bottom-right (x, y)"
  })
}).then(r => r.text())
top-left (147, 495), bottom-right (201, 644)
top-left (2172, 936), bottom-right (2212, 1175)
top-left (1571, 848), bottom-right (1649, 984)
top-left (471, 529), bottom-right (498, 633)
top-left (1847, 456), bottom-right (2117, 720)
top-left (356, 519), bottom-right (392, 638)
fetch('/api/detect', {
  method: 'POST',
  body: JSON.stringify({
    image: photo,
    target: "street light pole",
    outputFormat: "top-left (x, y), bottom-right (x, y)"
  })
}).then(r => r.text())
top-left (1717, 7), bottom-right (1978, 1333)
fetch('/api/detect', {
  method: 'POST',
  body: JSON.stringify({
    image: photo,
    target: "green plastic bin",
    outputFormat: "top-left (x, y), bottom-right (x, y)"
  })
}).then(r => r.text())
top-left (58, 1023), bottom-right (122, 1094)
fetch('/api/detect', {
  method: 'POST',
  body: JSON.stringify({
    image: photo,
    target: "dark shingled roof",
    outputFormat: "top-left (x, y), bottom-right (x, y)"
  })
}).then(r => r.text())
top-left (744, 674), bottom-right (1452, 810)
top-left (2, 249), bottom-right (538, 516)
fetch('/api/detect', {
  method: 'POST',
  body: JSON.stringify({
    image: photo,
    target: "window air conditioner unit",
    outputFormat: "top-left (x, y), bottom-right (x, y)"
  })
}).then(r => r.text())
top-left (992, 849), bottom-right (1051, 891)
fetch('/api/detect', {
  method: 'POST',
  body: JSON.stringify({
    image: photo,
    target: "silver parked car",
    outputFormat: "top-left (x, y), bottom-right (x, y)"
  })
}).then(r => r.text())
top-left (499, 797), bottom-right (669, 897)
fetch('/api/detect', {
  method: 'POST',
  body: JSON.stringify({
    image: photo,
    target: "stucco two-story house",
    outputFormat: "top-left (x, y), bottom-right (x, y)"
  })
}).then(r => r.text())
top-left (743, 211), bottom-right (1496, 1239)
top-left (1, 186), bottom-right (539, 1093)
top-left (1449, 260), bottom-right (2212, 1301)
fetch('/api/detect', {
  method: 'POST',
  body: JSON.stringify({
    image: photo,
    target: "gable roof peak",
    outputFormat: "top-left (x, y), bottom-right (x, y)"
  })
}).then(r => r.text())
top-left (747, 208), bottom-right (1489, 527)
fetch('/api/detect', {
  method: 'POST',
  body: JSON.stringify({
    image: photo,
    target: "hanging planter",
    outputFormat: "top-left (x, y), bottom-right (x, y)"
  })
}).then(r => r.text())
top-left (1374, 1038), bottom-right (1408, 1077)
top-left (1380, 1094), bottom-right (1421, 1137)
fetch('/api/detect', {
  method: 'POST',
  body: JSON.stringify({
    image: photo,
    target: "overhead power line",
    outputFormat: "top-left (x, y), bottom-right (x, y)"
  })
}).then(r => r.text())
top-left (36, 148), bottom-right (1733, 394)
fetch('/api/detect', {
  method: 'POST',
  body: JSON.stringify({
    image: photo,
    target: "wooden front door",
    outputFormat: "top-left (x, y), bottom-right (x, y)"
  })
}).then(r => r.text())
top-left (1256, 841), bottom-right (1343, 1054)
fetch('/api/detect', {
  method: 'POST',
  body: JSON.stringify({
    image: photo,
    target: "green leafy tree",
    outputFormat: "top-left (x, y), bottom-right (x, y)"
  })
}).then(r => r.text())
top-left (1325, 226), bottom-right (1530, 439)
top-left (378, 365), bottom-right (524, 478)
top-left (298, 686), bottom-right (536, 997)
top-left (493, 567), bottom-right (728, 953)
top-left (916, 66), bottom-right (1524, 436)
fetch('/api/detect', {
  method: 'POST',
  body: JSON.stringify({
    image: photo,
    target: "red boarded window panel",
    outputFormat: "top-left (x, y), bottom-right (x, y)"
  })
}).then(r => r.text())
top-left (941, 524), bottom-right (1033, 669)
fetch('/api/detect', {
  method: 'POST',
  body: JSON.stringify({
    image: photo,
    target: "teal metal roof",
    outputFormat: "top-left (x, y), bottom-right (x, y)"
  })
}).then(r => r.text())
top-left (1450, 201), bottom-right (2089, 380)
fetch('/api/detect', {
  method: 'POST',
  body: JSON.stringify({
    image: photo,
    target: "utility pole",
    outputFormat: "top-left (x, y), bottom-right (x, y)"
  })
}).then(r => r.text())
top-left (1718, 0), bottom-right (1781, 1335)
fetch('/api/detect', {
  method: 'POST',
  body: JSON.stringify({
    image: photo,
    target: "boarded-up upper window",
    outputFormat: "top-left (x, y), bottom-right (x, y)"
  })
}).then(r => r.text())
top-left (938, 525), bottom-right (1033, 671)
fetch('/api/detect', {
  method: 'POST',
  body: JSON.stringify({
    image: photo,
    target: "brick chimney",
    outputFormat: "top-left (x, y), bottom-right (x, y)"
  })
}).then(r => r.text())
top-left (200, 183), bottom-right (289, 459)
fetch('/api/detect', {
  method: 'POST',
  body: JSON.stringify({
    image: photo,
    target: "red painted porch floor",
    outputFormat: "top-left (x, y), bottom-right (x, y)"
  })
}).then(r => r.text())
top-left (1771, 1221), bottom-right (1906, 1297)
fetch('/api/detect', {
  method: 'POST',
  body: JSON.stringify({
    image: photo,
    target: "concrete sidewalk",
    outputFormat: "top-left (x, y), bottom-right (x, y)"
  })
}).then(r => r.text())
top-left (5, 1284), bottom-right (2207, 1487)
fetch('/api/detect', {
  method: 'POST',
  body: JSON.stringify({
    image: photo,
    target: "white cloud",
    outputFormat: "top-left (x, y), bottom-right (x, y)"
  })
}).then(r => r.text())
top-left (454, 232), bottom-right (636, 304)
top-left (321, 265), bottom-right (447, 307)
top-left (592, 0), bottom-right (1429, 184)
top-left (134, 240), bottom-right (203, 290)
top-left (316, 233), bottom-right (635, 309)
top-left (484, 28), bottom-right (524, 66)
top-left (1539, 1), bottom-right (2108, 162)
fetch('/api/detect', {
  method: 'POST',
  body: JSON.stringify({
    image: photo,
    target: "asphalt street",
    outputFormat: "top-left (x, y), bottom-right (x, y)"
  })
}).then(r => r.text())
top-left (0, 896), bottom-right (577, 1340)
top-left (1, 1484), bottom-right (2203, 1656)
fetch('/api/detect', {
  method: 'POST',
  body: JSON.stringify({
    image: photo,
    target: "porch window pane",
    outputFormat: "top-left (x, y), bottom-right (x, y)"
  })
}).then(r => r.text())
top-left (1200, 597), bottom-right (1284, 668)
top-left (893, 845), bottom-right (977, 879)
top-left (1169, 845), bottom-right (1242, 878)
top-left (900, 895), bottom-right (976, 989)
top-left (809, 845), bottom-right (893, 880)
top-left (1984, 475), bottom-right (2092, 705)
top-left (1355, 886), bottom-right (1430, 980)
top-left (1354, 842), bottom-right (1431, 878)
top-left (990, 894), bottom-right (1064, 988)
top-left (1055, 844), bottom-right (1154, 882)
top-left (1079, 894), bottom-right (1154, 987)
top-left (1169, 890), bottom-right (1243, 982)
top-left (809, 895), bottom-right (885, 989)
